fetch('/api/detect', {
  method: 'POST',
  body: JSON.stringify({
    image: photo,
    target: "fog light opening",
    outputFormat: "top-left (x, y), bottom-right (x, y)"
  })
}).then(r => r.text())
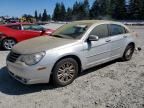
top-left (37, 67), bottom-right (47, 71)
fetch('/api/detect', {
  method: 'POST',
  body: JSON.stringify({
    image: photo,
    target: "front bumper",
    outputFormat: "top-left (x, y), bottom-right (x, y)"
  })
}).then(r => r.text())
top-left (6, 61), bottom-right (51, 84)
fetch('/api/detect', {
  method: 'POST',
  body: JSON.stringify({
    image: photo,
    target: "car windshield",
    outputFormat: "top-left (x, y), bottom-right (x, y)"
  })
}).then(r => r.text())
top-left (51, 23), bottom-right (91, 39)
top-left (23, 24), bottom-right (44, 31)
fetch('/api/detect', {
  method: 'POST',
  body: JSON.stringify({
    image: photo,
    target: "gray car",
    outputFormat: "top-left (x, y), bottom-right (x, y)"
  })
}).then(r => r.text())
top-left (6, 20), bottom-right (136, 86)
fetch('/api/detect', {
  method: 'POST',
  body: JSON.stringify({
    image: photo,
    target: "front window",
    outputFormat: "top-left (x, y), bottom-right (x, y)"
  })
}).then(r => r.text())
top-left (7, 25), bottom-right (21, 30)
top-left (52, 23), bottom-right (91, 39)
top-left (89, 24), bottom-right (109, 39)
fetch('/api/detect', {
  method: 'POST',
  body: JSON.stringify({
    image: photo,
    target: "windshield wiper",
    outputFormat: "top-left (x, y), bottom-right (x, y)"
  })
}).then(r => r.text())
top-left (51, 34), bottom-right (63, 38)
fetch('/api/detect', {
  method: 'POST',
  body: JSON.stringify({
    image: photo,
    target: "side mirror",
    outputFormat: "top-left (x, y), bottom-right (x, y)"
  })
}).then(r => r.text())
top-left (88, 35), bottom-right (99, 41)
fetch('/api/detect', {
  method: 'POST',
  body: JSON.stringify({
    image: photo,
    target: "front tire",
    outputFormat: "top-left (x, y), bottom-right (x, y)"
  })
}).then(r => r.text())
top-left (52, 58), bottom-right (78, 87)
top-left (2, 38), bottom-right (16, 50)
top-left (122, 44), bottom-right (135, 61)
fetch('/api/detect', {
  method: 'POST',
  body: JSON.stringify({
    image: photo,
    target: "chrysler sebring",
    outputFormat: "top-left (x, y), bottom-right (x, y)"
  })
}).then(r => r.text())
top-left (6, 20), bottom-right (135, 86)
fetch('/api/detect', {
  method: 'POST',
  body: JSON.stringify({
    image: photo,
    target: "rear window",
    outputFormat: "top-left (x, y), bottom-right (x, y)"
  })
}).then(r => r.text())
top-left (109, 24), bottom-right (128, 36)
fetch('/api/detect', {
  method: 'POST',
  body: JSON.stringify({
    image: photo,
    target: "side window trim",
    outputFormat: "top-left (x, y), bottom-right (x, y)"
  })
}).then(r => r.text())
top-left (20, 24), bottom-right (23, 30)
top-left (107, 24), bottom-right (111, 37)
top-left (108, 24), bottom-right (113, 36)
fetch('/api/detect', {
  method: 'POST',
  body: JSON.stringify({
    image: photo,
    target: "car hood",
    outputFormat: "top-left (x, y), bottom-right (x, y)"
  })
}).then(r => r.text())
top-left (12, 36), bottom-right (76, 54)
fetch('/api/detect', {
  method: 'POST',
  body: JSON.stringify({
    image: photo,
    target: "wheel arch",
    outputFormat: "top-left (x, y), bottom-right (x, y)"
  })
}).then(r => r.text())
top-left (2, 37), bottom-right (17, 43)
top-left (51, 55), bottom-right (82, 74)
top-left (122, 42), bottom-right (135, 55)
top-left (127, 42), bottom-right (135, 49)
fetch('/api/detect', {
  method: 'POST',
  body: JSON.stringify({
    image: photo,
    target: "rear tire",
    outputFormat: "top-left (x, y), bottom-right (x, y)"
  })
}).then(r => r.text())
top-left (122, 44), bottom-right (135, 61)
top-left (52, 58), bottom-right (78, 87)
top-left (2, 38), bottom-right (16, 50)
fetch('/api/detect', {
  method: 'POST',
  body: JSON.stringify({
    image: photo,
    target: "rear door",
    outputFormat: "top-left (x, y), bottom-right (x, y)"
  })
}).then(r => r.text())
top-left (108, 24), bottom-right (129, 58)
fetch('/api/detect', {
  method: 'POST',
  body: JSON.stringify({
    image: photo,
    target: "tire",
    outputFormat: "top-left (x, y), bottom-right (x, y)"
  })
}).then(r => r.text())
top-left (52, 58), bottom-right (78, 87)
top-left (2, 38), bottom-right (16, 50)
top-left (122, 44), bottom-right (135, 61)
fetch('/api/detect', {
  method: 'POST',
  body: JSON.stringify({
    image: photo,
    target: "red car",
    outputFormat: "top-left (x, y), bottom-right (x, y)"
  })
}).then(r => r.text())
top-left (0, 23), bottom-right (54, 50)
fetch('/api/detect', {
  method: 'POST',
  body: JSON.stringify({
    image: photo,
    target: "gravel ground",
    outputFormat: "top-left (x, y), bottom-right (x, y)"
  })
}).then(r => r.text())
top-left (0, 26), bottom-right (144, 108)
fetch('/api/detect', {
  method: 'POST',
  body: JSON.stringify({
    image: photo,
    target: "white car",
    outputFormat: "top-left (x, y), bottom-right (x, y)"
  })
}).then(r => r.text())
top-left (6, 20), bottom-right (136, 86)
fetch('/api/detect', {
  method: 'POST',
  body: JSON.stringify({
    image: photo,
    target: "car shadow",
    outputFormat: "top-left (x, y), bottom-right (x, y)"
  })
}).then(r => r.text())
top-left (0, 59), bottom-right (121, 96)
top-left (0, 47), bottom-right (6, 51)
top-left (79, 59), bottom-right (119, 77)
top-left (0, 67), bottom-right (54, 95)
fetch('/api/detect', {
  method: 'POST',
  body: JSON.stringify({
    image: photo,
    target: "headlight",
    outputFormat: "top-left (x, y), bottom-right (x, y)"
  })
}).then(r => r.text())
top-left (21, 52), bottom-right (46, 66)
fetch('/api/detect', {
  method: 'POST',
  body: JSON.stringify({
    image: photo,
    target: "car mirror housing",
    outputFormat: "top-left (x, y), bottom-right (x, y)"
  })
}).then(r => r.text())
top-left (88, 35), bottom-right (99, 41)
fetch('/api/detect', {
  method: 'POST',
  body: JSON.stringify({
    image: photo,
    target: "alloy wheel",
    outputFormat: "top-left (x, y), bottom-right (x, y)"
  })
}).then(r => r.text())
top-left (3, 39), bottom-right (16, 50)
top-left (57, 62), bottom-right (76, 83)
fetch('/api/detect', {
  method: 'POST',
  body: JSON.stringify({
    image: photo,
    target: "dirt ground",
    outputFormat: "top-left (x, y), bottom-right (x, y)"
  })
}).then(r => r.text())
top-left (0, 26), bottom-right (144, 108)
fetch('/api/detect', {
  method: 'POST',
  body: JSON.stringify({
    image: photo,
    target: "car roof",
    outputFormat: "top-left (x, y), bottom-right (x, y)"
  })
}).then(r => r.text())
top-left (52, 20), bottom-right (129, 35)
top-left (73, 20), bottom-right (119, 25)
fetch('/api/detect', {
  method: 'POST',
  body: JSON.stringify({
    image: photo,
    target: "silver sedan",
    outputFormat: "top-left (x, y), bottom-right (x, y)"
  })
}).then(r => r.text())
top-left (6, 20), bottom-right (136, 86)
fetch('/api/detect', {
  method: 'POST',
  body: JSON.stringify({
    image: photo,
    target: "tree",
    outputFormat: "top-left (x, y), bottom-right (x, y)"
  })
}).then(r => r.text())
top-left (90, 0), bottom-right (99, 19)
top-left (72, 1), bottom-right (79, 20)
top-left (38, 13), bottom-right (42, 21)
top-left (83, 0), bottom-right (90, 19)
top-left (34, 10), bottom-right (38, 21)
top-left (112, 0), bottom-right (127, 20)
top-left (72, 1), bottom-right (83, 20)
top-left (60, 3), bottom-right (66, 21)
top-left (52, 0), bottom-right (144, 21)
top-left (108, 0), bottom-right (116, 18)
top-left (52, 2), bottom-right (66, 21)
top-left (47, 15), bottom-right (51, 21)
top-left (52, 3), bottom-right (61, 21)
top-left (129, 0), bottom-right (144, 20)
top-left (42, 9), bottom-right (48, 21)
top-left (90, 0), bottom-right (111, 19)
top-left (98, 0), bottom-right (109, 16)
top-left (65, 7), bottom-right (73, 21)
top-left (141, 0), bottom-right (144, 19)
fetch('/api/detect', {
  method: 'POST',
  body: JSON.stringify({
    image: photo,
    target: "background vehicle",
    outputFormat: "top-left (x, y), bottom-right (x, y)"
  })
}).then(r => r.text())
top-left (0, 23), bottom-right (55, 50)
top-left (6, 20), bottom-right (135, 86)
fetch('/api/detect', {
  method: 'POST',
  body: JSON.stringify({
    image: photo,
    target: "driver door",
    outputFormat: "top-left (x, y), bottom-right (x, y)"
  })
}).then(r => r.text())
top-left (83, 24), bottom-right (111, 68)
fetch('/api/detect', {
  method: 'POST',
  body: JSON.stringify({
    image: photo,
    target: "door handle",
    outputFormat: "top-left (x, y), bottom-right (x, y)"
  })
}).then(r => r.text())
top-left (105, 40), bottom-right (111, 42)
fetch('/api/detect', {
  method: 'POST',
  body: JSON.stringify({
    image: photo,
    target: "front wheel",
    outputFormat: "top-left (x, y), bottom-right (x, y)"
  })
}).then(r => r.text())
top-left (2, 38), bottom-right (16, 50)
top-left (52, 58), bottom-right (78, 87)
top-left (122, 44), bottom-right (135, 61)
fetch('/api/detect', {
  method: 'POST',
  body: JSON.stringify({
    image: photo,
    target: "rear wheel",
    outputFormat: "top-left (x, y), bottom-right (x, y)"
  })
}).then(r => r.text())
top-left (122, 44), bottom-right (135, 61)
top-left (2, 38), bottom-right (16, 50)
top-left (52, 58), bottom-right (78, 87)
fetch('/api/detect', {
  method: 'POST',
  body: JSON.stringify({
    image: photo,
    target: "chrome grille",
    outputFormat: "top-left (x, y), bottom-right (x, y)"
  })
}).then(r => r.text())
top-left (7, 52), bottom-right (21, 63)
